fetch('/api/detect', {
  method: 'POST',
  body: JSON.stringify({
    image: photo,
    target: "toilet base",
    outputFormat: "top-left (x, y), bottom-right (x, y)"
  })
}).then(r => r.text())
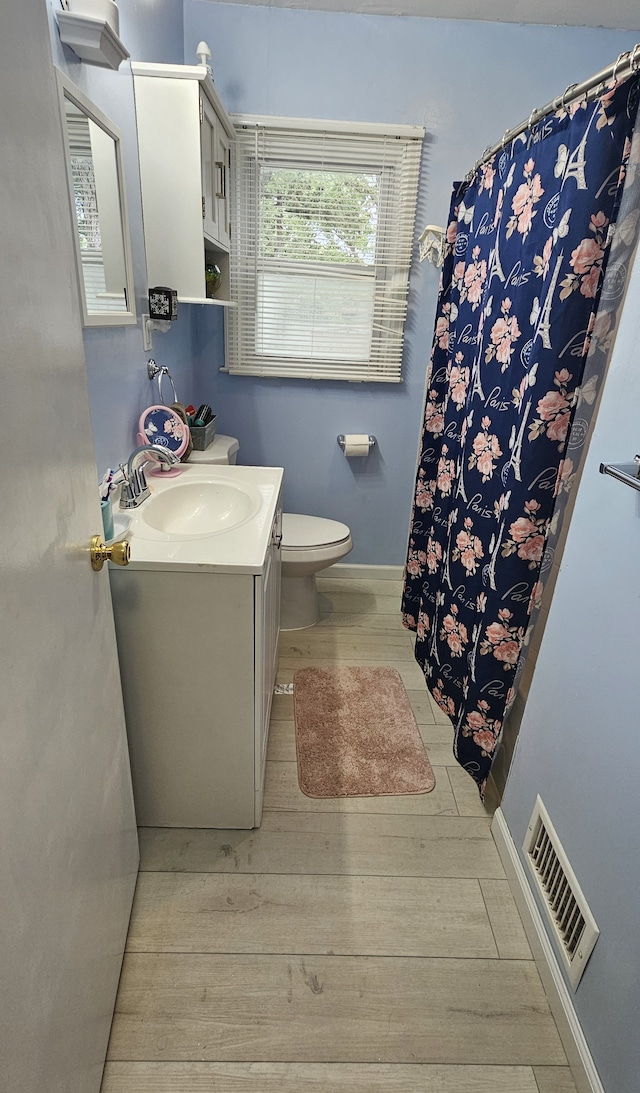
top-left (280, 574), bottom-right (321, 630)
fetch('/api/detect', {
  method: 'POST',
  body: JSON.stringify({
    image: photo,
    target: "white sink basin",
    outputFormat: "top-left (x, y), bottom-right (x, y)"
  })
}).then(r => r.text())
top-left (118, 464), bottom-right (283, 573)
top-left (136, 477), bottom-right (262, 540)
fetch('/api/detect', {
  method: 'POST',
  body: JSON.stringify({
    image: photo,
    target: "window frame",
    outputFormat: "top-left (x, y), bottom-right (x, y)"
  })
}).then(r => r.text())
top-left (227, 116), bottom-right (424, 383)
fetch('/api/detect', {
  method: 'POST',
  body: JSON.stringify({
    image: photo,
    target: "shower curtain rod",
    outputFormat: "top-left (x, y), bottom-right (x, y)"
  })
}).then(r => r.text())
top-left (466, 43), bottom-right (640, 182)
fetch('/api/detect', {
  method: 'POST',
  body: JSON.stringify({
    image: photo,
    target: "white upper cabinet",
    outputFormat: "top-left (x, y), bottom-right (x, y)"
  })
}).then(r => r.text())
top-left (132, 60), bottom-right (235, 305)
top-left (200, 91), bottom-right (231, 252)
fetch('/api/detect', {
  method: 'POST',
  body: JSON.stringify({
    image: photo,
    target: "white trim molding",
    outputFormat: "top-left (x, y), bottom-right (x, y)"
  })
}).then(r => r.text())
top-left (491, 807), bottom-right (605, 1093)
top-left (197, 0), bottom-right (640, 32)
top-left (231, 113), bottom-right (424, 138)
top-left (320, 563), bottom-right (405, 580)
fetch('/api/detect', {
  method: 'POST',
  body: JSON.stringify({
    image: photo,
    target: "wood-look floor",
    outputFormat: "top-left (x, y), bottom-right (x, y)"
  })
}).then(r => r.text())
top-left (102, 576), bottom-right (576, 1093)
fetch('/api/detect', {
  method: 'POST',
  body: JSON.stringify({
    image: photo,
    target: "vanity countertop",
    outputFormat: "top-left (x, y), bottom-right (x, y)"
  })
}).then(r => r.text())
top-left (112, 463), bottom-right (284, 575)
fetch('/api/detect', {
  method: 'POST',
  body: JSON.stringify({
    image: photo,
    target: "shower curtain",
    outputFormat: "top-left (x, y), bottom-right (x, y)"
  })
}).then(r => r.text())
top-left (403, 71), bottom-right (640, 796)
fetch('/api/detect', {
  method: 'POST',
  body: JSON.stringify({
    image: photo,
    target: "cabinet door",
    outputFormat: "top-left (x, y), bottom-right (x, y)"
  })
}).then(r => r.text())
top-left (214, 126), bottom-right (231, 252)
top-left (201, 92), bottom-right (232, 252)
top-left (200, 92), bottom-right (220, 245)
top-left (254, 510), bottom-right (282, 819)
top-left (135, 74), bottom-right (207, 299)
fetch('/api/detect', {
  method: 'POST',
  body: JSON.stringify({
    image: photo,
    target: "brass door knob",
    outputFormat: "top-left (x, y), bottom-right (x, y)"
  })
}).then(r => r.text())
top-left (90, 535), bottom-right (130, 571)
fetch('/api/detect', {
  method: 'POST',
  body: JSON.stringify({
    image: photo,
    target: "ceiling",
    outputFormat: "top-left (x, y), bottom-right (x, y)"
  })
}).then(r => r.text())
top-left (202, 0), bottom-right (640, 32)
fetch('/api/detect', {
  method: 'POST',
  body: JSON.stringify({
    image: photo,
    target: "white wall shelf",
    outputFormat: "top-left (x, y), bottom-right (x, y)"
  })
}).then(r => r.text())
top-left (55, 11), bottom-right (129, 70)
top-left (179, 297), bottom-right (237, 307)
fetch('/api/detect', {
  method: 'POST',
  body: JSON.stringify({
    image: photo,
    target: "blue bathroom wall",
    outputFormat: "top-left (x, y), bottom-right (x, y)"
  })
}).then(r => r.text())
top-left (499, 238), bottom-right (640, 1093)
top-left (119, 0), bottom-right (184, 63)
top-left (47, 0), bottom-right (198, 480)
top-left (183, 1), bottom-right (638, 564)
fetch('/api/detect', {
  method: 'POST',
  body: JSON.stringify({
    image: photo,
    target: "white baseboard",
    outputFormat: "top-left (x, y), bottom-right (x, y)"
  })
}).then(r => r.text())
top-left (321, 563), bottom-right (404, 581)
top-left (491, 808), bottom-right (605, 1093)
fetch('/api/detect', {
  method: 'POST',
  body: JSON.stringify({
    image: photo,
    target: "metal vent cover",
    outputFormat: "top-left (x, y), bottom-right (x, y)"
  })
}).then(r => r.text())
top-left (524, 796), bottom-right (599, 989)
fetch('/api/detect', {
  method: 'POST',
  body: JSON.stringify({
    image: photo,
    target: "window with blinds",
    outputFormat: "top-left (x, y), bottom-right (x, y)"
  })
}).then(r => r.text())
top-left (228, 117), bottom-right (424, 382)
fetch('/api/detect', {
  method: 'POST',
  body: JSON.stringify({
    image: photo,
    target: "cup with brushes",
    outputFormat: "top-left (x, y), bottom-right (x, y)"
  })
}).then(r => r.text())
top-left (186, 403), bottom-right (217, 450)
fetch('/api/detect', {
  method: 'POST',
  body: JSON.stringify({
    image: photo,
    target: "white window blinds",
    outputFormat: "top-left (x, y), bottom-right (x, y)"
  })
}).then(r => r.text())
top-left (227, 117), bottom-right (423, 383)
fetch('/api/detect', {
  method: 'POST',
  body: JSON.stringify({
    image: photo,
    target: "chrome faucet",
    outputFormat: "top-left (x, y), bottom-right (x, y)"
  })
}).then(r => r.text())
top-left (119, 444), bottom-right (180, 509)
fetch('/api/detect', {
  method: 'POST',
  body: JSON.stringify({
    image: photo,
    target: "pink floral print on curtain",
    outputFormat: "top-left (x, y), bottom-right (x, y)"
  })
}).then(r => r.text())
top-left (402, 73), bottom-right (640, 797)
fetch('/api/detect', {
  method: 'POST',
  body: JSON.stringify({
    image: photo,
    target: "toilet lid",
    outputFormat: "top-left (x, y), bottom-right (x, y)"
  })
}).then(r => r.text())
top-left (282, 513), bottom-right (351, 549)
top-left (188, 435), bottom-right (239, 464)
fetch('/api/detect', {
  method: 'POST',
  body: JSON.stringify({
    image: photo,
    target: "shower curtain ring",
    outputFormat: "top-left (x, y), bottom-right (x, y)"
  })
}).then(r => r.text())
top-left (501, 129), bottom-right (510, 150)
top-left (528, 107), bottom-right (538, 131)
top-left (631, 44), bottom-right (640, 72)
top-left (560, 84), bottom-right (578, 111)
top-left (612, 51), bottom-right (630, 83)
top-left (471, 148), bottom-right (491, 179)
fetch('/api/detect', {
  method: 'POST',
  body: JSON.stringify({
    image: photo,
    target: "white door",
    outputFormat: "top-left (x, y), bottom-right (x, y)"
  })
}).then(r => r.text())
top-left (0, 4), bottom-right (138, 1092)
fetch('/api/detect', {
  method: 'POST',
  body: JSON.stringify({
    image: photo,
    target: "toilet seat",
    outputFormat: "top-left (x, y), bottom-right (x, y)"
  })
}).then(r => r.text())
top-left (282, 513), bottom-right (351, 550)
top-left (280, 513), bottom-right (353, 628)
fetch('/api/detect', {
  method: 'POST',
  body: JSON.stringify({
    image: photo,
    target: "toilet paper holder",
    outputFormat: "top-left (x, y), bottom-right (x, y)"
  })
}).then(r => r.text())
top-left (337, 434), bottom-right (377, 453)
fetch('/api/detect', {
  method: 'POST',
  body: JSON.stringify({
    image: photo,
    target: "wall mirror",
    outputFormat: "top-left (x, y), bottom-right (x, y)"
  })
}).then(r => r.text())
top-left (56, 70), bottom-right (136, 326)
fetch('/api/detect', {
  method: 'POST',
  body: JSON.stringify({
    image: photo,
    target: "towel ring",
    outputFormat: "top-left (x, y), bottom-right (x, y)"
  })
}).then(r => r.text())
top-left (147, 359), bottom-right (178, 406)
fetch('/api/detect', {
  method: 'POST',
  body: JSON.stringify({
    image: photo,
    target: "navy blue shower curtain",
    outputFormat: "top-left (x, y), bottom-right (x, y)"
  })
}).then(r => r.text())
top-left (403, 73), bottom-right (640, 796)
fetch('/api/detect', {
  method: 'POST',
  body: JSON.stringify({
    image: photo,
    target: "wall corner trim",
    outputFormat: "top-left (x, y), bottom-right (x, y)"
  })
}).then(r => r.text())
top-left (491, 807), bottom-right (605, 1093)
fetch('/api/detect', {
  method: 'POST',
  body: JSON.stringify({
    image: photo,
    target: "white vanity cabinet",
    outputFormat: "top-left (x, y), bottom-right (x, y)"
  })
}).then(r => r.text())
top-left (132, 61), bottom-right (235, 304)
top-left (109, 472), bottom-right (283, 829)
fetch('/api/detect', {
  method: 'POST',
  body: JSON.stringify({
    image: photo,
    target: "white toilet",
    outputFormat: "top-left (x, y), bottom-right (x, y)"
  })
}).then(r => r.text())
top-left (189, 435), bottom-right (353, 629)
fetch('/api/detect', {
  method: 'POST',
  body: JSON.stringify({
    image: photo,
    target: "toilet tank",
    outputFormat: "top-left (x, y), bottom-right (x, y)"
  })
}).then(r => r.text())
top-left (188, 434), bottom-right (239, 465)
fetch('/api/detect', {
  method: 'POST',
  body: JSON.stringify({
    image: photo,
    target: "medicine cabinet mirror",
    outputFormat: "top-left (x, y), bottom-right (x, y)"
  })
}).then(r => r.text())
top-left (56, 70), bottom-right (136, 326)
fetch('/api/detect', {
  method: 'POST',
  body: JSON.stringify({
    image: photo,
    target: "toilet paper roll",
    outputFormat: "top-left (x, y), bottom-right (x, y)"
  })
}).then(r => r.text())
top-left (343, 434), bottom-right (371, 457)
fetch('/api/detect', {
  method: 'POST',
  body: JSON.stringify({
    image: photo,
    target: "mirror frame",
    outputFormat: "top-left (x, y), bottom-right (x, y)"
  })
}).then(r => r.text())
top-left (56, 69), bottom-right (136, 327)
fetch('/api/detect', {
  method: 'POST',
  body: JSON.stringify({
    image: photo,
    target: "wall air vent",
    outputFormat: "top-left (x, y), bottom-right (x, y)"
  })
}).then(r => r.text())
top-left (524, 796), bottom-right (599, 989)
